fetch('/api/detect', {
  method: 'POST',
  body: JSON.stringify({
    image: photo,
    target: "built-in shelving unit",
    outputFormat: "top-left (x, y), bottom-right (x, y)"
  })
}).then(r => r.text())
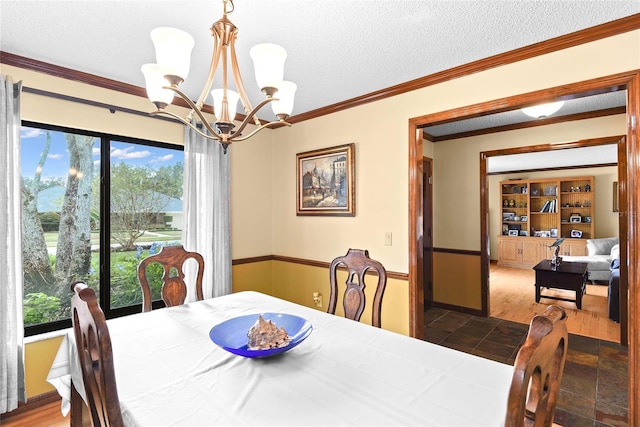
top-left (498, 176), bottom-right (594, 268)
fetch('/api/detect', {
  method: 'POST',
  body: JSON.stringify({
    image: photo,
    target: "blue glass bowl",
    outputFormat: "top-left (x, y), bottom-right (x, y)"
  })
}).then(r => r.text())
top-left (209, 313), bottom-right (313, 358)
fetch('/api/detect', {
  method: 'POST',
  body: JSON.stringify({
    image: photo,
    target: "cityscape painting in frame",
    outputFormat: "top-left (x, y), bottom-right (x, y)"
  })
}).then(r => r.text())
top-left (296, 143), bottom-right (355, 216)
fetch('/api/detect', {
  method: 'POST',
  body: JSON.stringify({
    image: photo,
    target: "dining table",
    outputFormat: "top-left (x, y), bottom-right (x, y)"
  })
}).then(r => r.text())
top-left (47, 291), bottom-right (514, 426)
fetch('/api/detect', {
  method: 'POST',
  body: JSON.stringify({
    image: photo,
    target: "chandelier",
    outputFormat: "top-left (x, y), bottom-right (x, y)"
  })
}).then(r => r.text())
top-left (141, 0), bottom-right (296, 153)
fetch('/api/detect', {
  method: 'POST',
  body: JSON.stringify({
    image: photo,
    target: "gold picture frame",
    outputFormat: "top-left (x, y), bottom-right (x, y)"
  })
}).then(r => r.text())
top-left (296, 143), bottom-right (355, 216)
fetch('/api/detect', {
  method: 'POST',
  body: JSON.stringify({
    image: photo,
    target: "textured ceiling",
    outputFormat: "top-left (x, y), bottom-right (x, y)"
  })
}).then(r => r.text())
top-left (1, 0), bottom-right (639, 128)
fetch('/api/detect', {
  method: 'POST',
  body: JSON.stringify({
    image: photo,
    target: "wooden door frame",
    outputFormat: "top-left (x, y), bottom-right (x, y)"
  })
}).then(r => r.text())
top-left (422, 157), bottom-right (433, 308)
top-left (408, 70), bottom-right (640, 421)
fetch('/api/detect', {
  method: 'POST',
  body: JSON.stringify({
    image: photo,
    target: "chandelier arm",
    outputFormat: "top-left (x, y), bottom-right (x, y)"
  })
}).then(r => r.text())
top-left (230, 97), bottom-right (278, 136)
top-left (165, 85), bottom-right (219, 130)
top-left (151, 110), bottom-right (222, 141)
top-left (192, 33), bottom-right (224, 116)
top-left (229, 119), bottom-right (291, 143)
top-left (229, 37), bottom-right (260, 126)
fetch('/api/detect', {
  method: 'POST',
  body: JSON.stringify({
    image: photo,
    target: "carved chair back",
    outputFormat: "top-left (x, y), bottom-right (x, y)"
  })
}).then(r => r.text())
top-left (328, 248), bottom-right (388, 328)
top-left (137, 245), bottom-right (205, 312)
top-left (70, 282), bottom-right (123, 427)
top-left (505, 305), bottom-right (568, 427)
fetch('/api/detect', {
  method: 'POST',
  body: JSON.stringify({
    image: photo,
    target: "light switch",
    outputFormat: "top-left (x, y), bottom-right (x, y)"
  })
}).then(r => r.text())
top-left (384, 232), bottom-right (392, 246)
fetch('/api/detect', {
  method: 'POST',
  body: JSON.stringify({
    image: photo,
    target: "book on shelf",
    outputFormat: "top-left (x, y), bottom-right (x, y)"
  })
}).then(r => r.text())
top-left (539, 199), bottom-right (557, 213)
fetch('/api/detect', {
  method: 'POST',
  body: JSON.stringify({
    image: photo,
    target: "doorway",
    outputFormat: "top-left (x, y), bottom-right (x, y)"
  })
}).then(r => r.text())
top-left (407, 72), bottom-right (637, 344)
top-left (482, 138), bottom-right (625, 343)
top-left (423, 157), bottom-right (433, 308)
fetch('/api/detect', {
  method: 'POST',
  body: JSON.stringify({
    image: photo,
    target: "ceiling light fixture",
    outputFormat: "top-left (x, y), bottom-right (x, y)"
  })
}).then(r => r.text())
top-left (521, 101), bottom-right (565, 119)
top-left (141, 0), bottom-right (296, 153)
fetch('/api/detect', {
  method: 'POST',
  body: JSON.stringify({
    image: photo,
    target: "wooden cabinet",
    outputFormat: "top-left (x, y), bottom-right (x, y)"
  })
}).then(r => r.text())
top-left (559, 239), bottom-right (588, 256)
top-left (497, 236), bottom-right (587, 269)
top-left (498, 175), bottom-right (593, 269)
top-left (499, 237), bottom-right (545, 268)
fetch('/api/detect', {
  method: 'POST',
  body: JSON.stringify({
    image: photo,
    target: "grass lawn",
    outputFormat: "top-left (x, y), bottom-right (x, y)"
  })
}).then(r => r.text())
top-left (44, 229), bottom-right (183, 248)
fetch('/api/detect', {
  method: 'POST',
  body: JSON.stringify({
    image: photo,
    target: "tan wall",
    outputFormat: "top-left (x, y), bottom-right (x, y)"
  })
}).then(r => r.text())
top-left (433, 252), bottom-right (482, 310)
top-left (234, 260), bottom-right (410, 335)
top-left (267, 30), bottom-right (639, 312)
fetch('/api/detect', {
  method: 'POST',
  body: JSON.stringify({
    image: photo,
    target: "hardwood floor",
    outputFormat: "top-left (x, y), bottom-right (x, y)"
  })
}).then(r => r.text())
top-left (1, 400), bottom-right (69, 427)
top-left (489, 263), bottom-right (620, 342)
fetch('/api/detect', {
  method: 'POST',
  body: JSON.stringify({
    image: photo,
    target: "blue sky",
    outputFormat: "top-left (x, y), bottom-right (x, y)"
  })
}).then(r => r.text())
top-left (21, 126), bottom-right (183, 180)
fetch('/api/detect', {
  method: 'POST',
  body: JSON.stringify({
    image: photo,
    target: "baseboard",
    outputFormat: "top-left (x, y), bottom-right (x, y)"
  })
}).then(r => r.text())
top-left (431, 301), bottom-right (484, 317)
top-left (0, 391), bottom-right (61, 420)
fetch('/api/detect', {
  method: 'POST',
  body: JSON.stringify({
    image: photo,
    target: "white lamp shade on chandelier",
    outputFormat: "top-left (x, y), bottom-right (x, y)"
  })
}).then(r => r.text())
top-left (521, 101), bottom-right (565, 119)
top-left (271, 81), bottom-right (297, 117)
top-left (250, 44), bottom-right (287, 91)
top-left (141, 64), bottom-right (175, 108)
top-left (150, 27), bottom-right (195, 82)
top-left (211, 89), bottom-right (240, 123)
top-left (140, 0), bottom-right (296, 153)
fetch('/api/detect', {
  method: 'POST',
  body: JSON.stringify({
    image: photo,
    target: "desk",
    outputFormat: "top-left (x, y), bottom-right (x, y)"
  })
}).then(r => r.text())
top-left (47, 291), bottom-right (512, 426)
top-left (533, 260), bottom-right (588, 308)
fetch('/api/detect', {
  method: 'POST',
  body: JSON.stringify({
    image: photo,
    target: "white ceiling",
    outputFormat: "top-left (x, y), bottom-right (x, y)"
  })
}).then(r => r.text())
top-left (487, 144), bottom-right (618, 174)
top-left (1, 0), bottom-right (639, 123)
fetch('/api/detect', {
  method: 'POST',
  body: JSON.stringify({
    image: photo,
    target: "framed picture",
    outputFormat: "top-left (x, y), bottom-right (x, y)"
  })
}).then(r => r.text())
top-left (520, 215), bottom-right (527, 222)
top-left (519, 230), bottom-right (528, 236)
top-left (570, 216), bottom-right (582, 223)
top-left (583, 216), bottom-right (592, 223)
top-left (508, 230), bottom-right (519, 236)
top-left (571, 229), bottom-right (583, 238)
top-left (540, 230), bottom-right (551, 238)
top-left (296, 143), bottom-right (355, 216)
top-left (550, 228), bottom-right (558, 238)
top-left (502, 224), bottom-right (509, 235)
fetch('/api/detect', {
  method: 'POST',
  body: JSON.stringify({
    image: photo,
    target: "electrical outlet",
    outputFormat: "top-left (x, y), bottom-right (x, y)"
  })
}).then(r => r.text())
top-left (312, 292), bottom-right (323, 308)
top-left (384, 232), bottom-right (392, 246)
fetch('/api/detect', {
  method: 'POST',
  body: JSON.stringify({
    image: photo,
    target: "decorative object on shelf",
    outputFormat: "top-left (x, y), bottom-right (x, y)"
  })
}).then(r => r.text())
top-left (570, 214), bottom-right (582, 223)
top-left (508, 230), bottom-right (519, 236)
top-left (540, 230), bottom-right (551, 238)
top-left (520, 215), bottom-right (528, 222)
top-left (512, 186), bottom-right (520, 194)
top-left (531, 188), bottom-right (540, 196)
top-left (571, 230), bottom-right (583, 238)
top-left (296, 144), bottom-right (355, 217)
top-left (544, 185), bottom-right (557, 196)
top-left (585, 183), bottom-right (591, 192)
top-left (141, 0), bottom-right (297, 154)
top-left (509, 199), bottom-right (515, 207)
top-left (583, 216), bottom-right (592, 223)
top-left (503, 199), bottom-right (509, 207)
top-left (520, 101), bottom-right (565, 119)
top-left (503, 212), bottom-right (516, 221)
top-left (547, 237), bottom-right (565, 268)
top-left (550, 228), bottom-right (558, 238)
top-left (519, 230), bottom-right (528, 236)
top-left (582, 200), bottom-right (591, 207)
top-left (521, 187), bottom-right (527, 194)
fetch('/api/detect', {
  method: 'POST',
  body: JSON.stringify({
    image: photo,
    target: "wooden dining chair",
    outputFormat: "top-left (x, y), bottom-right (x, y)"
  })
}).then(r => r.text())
top-left (505, 305), bottom-right (568, 427)
top-left (137, 245), bottom-right (205, 312)
top-left (70, 281), bottom-right (123, 427)
top-left (328, 248), bottom-right (388, 328)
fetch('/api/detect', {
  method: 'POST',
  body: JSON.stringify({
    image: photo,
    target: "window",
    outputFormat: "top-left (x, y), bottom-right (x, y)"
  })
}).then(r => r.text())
top-left (21, 122), bottom-right (184, 336)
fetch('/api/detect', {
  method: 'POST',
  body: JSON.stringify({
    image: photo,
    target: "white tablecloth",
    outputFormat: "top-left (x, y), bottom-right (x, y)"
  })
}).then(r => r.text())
top-left (47, 291), bottom-right (513, 426)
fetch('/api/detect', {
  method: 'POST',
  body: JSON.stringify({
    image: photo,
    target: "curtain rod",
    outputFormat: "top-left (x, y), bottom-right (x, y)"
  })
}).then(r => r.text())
top-left (22, 86), bottom-right (180, 124)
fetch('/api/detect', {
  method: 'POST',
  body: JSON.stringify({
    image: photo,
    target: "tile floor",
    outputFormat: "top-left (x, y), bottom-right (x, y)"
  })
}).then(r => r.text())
top-left (424, 307), bottom-right (629, 427)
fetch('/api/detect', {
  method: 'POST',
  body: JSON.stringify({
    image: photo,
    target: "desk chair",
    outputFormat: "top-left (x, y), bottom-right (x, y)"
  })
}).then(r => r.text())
top-left (328, 248), bottom-right (388, 328)
top-left (505, 305), bottom-right (568, 427)
top-left (137, 245), bottom-right (205, 312)
top-left (70, 281), bottom-right (123, 427)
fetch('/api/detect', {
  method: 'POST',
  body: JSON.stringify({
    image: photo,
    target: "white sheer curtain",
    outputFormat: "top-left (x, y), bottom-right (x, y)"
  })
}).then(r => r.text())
top-left (182, 124), bottom-right (232, 298)
top-left (0, 74), bottom-right (26, 413)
